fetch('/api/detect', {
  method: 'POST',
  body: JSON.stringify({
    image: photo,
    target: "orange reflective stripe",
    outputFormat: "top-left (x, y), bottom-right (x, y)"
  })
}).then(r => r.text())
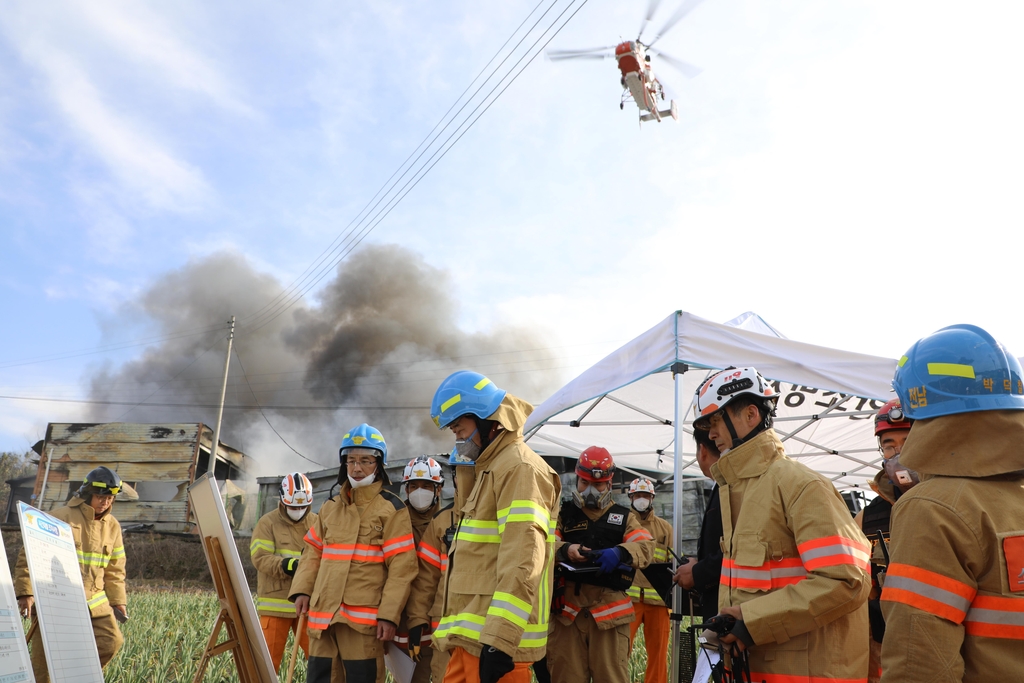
top-left (880, 563), bottom-right (976, 624)
top-left (624, 528), bottom-right (654, 543)
top-left (383, 533), bottom-right (415, 558)
top-left (323, 543), bottom-right (385, 562)
top-left (418, 542), bottom-right (443, 569)
top-left (562, 601), bottom-right (580, 620)
top-left (338, 603), bottom-right (379, 626)
top-left (797, 535), bottom-right (870, 573)
top-left (720, 558), bottom-right (807, 591)
top-left (591, 598), bottom-right (634, 623)
top-left (554, 529), bottom-right (563, 540)
top-left (307, 610), bottom-right (334, 630)
top-left (304, 527), bottom-right (324, 552)
top-left (749, 673), bottom-right (866, 683)
top-left (964, 595), bottom-right (1024, 639)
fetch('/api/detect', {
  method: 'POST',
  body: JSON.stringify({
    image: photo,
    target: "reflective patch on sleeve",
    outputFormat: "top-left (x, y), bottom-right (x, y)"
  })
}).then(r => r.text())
top-left (1002, 534), bottom-right (1024, 593)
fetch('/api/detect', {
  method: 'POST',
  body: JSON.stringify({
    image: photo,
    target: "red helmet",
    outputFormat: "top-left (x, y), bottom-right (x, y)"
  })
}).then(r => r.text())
top-left (576, 446), bottom-right (615, 483)
top-left (875, 399), bottom-right (912, 437)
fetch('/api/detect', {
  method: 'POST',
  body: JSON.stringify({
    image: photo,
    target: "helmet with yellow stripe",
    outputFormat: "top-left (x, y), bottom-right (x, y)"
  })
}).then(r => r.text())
top-left (339, 423), bottom-right (388, 463)
top-left (431, 370), bottom-right (507, 429)
top-left (78, 466), bottom-right (123, 499)
top-left (893, 324), bottom-right (1024, 420)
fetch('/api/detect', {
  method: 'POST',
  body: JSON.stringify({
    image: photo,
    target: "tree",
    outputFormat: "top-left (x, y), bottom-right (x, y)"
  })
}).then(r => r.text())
top-left (0, 451), bottom-right (36, 513)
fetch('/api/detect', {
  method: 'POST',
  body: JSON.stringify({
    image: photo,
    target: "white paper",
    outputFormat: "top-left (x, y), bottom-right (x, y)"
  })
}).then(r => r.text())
top-left (0, 528), bottom-right (34, 682)
top-left (383, 644), bottom-right (416, 683)
top-left (17, 503), bottom-right (103, 683)
top-left (691, 647), bottom-right (719, 683)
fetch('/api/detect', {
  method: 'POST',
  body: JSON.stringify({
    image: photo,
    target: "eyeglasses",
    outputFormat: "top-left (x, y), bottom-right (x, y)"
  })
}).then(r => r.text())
top-left (879, 444), bottom-right (901, 457)
top-left (347, 458), bottom-right (377, 469)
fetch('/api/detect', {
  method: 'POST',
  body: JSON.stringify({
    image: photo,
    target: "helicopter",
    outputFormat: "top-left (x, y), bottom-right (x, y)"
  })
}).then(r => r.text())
top-left (548, 0), bottom-right (705, 124)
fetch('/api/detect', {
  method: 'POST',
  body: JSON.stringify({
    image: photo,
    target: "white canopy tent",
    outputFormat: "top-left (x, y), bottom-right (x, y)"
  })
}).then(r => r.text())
top-left (523, 310), bottom-right (900, 683)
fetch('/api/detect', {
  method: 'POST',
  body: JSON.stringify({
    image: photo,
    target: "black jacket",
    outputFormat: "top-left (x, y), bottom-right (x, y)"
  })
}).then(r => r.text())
top-left (691, 484), bottom-right (723, 623)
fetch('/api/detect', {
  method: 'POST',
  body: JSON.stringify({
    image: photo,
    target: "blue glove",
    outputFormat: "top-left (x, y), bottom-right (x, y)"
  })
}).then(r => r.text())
top-left (592, 547), bottom-right (625, 573)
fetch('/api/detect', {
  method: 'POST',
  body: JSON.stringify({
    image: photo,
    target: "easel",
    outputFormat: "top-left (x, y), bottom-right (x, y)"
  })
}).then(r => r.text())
top-left (193, 536), bottom-right (262, 683)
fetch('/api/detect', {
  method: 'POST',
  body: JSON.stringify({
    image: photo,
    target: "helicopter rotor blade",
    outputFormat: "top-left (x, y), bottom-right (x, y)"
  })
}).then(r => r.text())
top-left (547, 46), bottom-right (617, 57)
top-left (549, 53), bottom-right (613, 61)
top-left (649, 49), bottom-right (702, 78)
top-left (648, 0), bottom-right (706, 47)
top-left (637, 0), bottom-right (664, 41)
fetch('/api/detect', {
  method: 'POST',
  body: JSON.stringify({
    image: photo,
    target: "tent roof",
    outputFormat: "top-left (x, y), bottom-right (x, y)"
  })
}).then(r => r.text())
top-left (524, 311), bottom-right (899, 490)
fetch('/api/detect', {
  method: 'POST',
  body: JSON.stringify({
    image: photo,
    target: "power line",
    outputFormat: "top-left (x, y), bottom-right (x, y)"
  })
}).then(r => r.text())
top-left (0, 395), bottom-right (429, 410)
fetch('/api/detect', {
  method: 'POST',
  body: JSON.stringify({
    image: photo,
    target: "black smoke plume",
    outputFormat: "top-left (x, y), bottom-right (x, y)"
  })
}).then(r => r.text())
top-left (87, 245), bottom-right (558, 475)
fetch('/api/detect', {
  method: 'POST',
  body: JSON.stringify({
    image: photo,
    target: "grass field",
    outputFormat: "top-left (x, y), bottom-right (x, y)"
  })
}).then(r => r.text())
top-left (28, 589), bottom-right (676, 682)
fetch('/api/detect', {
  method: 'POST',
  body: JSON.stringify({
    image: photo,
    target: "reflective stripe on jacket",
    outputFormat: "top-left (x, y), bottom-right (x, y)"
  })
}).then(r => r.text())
top-left (433, 393), bottom-right (561, 662)
top-left (14, 497), bottom-right (126, 618)
top-left (627, 511), bottom-right (672, 606)
top-left (289, 480), bottom-right (417, 636)
top-left (712, 429), bottom-right (871, 682)
top-left (879, 410), bottom-right (1024, 682)
top-left (406, 504), bottom-right (458, 632)
top-left (553, 504), bottom-right (655, 628)
top-left (250, 505), bottom-right (319, 617)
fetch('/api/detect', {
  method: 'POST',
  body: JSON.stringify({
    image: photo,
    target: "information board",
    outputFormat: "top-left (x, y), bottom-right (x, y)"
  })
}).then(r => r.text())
top-left (0, 528), bottom-right (34, 682)
top-left (17, 503), bottom-right (103, 683)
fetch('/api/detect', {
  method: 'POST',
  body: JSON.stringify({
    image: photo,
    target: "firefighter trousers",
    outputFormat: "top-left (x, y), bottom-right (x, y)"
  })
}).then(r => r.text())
top-left (308, 623), bottom-right (384, 683)
top-left (29, 612), bottom-right (123, 683)
top-left (443, 646), bottom-right (533, 683)
top-left (629, 602), bottom-right (669, 683)
top-left (260, 614), bottom-right (310, 672)
top-left (548, 613), bottom-right (631, 683)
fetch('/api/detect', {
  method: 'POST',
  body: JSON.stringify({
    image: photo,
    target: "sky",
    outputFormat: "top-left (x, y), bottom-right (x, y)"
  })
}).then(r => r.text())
top-left (2, 0), bottom-right (1023, 469)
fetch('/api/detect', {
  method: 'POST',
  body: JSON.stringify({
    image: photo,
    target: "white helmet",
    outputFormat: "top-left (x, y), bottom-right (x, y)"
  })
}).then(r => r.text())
top-left (403, 456), bottom-right (444, 485)
top-left (693, 367), bottom-right (778, 430)
top-left (628, 478), bottom-right (656, 497)
top-left (280, 472), bottom-right (314, 507)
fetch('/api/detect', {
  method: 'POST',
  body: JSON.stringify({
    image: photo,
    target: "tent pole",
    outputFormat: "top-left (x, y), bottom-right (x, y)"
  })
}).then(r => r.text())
top-left (670, 362), bottom-right (687, 683)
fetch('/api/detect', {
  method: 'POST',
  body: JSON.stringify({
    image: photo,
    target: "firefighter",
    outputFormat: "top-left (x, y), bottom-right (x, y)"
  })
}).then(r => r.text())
top-left (854, 400), bottom-right (915, 683)
top-left (406, 451), bottom-right (470, 682)
top-left (15, 466), bottom-right (127, 681)
top-left (625, 478), bottom-right (672, 683)
top-left (250, 472), bottom-right (318, 672)
top-left (694, 366), bottom-right (871, 681)
top-left (548, 447), bottom-right (655, 683)
top-left (879, 325), bottom-right (1024, 682)
top-left (396, 455), bottom-right (445, 683)
top-left (290, 423), bottom-right (418, 683)
top-left (429, 370), bottom-right (561, 683)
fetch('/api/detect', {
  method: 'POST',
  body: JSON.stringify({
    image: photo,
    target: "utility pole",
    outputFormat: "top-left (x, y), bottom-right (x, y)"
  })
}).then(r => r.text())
top-left (210, 316), bottom-right (235, 469)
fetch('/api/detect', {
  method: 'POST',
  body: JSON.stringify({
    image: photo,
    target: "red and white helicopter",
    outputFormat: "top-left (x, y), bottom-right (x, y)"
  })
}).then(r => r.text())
top-left (548, 0), bottom-right (704, 124)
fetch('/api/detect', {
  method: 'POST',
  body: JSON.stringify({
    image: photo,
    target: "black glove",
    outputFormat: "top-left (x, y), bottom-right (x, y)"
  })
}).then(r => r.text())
top-left (479, 645), bottom-right (515, 683)
top-left (282, 557), bottom-right (298, 577)
top-left (868, 598), bottom-right (886, 643)
top-left (408, 624), bottom-right (424, 662)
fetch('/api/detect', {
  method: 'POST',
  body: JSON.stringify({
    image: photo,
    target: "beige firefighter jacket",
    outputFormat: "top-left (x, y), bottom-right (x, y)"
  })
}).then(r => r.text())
top-left (553, 503), bottom-right (655, 628)
top-left (406, 503), bottom-right (458, 632)
top-left (879, 410), bottom-right (1024, 683)
top-left (15, 497), bottom-right (126, 618)
top-left (627, 510), bottom-right (672, 606)
top-left (433, 394), bottom-right (562, 662)
top-left (408, 500), bottom-right (439, 545)
top-left (250, 505), bottom-right (319, 618)
top-left (289, 480), bottom-right (418, 636)
top-left (712, 429), bottom-right (871, 682)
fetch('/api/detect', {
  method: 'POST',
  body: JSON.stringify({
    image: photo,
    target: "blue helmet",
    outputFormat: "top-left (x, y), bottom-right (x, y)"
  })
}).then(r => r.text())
top-left (431, 370), bottom-right (507, 430)
top-left (339, 423), bottom-right (388, 464)
top-left (893, 324), bottom-right (1024, 420)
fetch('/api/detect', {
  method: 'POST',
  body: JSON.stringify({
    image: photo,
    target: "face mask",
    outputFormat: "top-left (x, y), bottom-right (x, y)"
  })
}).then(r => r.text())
top-left (349, 472), bottom-right (376, 489)
top-left (632, 497), bottom-right (651, 512)
top-left (455, 429), bottom-right (481, 461)
top-left (286, 507), bottom-right (308, 522)
top-left (883, 454), bottom-right (919, 491)
top-left (408, 488), bottom-right (436, 512)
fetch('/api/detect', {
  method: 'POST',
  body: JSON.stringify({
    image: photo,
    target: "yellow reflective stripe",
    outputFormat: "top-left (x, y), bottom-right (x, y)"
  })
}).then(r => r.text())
top-left (473, 377), bottom-right (492, 391)
top-left (488, 592), bottom-right (532, 628)
top-left (898, 355), bottom-right (909, 367)
top-left (257, 597), bottom-right (297, 613)
top-left (519, 623), bottom-right (548, 648)
top-left (435, 612), bottom-right (485, 640)
top-left (274, 548), bottom-right (302, 558)
top-left (111, 546), bottom-right (126, 559)
top-left (250, 538), bottom-right (275, 554)
top-left (456, 520), bottom-right (501, 544)
top-left (87, 591), bottom-right (108, 609)
top-left (653, 548), bottom-right (669, 561)
top-left (78, 551), bottom-right (111, 567)
top-left (927, 362), bottom-right (975, 379)
top-left (440, 394), bottom-right (461, 413)
top-left (537, 553), bottom-right (552, 626)
top-left (497, 501), bottom-right (552, 536)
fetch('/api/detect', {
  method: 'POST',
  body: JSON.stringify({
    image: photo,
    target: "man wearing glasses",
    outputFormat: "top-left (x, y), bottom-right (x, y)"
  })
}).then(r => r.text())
top-left (855, 400), bottom-right (916, 683)
top-left (15, 466), bottom-right (128, 682)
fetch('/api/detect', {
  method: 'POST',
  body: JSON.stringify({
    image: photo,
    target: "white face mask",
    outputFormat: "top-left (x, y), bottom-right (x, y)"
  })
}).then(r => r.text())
top-left (408, 488), bottom-right (436, 512)
top-left (348, 473), bottom-right (376, 489)
top-left (632, 497), bottom-right (651, 512)
top-left (286, 507), bottom-right (308, 522)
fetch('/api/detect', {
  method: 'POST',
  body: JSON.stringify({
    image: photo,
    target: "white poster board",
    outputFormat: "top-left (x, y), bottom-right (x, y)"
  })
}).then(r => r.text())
top-left (17, 503), bottom-right (103, 683)
top-left (187, 473), bottom-right (277, 683)
top-left (0, 528), bottom-right (34, 682)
